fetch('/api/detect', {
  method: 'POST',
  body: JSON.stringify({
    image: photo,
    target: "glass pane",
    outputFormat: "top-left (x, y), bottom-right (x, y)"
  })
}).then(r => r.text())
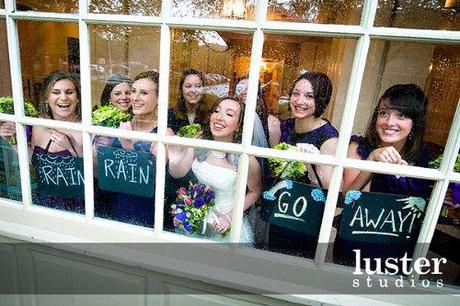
top-left (171, 0), bottom-right (255, 20)
top-left (18, 21), bottom-right (80, 122)
top-left (0, 1), bottom-right (4, 9)
top-left (89, 0), bottom-right (161, 16)
top-left (425, 183), bottom-right (460, 287)
top-left (28, 125), bottom-right (84, 214)
top-left (93, 134), bottom-right (157, 227)
top-left (169, 29), bottom-right (253, 138)
top-left (16, 0), bottom-right (79, 13)
top-left (260, 34), bottom-right (357, 153)
top-left (252, 156), bottom-right (333, 258)
top-left (0, 122), bottom-right (24, 202)
top-left (0, 19), bottom-right (12, 104)
top-left (327, 169), bottom-right (434, 266)
top-left (375, 0), bottom-right (459, 31)
top-left (356, 40), bottom-right (460, 169)
top-left (89, 25), bottom-right (160, 127)
top-left (164, 147), bottom-right (250, 242)
top-left (267, 0), bottom-right (363, 25)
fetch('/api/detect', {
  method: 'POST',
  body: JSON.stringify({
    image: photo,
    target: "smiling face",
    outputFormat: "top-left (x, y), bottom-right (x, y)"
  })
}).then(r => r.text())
top-left (210, 99), bottom-right (242, 142)
top-left (290, 79), bottom-right (316, 119)
top-left (110, 82), bottom-right (132, 112)
top-left (182, 74), bottom-right (204, 105)
top-left (375, 100), bottom-right (414, 149)
top-left (131, 78), bottom-right (158, 117)
top-left (47, 79), bottom-right (78, 121)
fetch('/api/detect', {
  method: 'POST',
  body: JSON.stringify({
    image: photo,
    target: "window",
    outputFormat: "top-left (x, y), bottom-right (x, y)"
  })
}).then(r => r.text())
top-left (0, 0), bottom-right (459, 296)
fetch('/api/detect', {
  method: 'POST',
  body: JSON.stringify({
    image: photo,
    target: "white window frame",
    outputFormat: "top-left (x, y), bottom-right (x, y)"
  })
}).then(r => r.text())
top-left (0, 0), bottom-right (460, 301)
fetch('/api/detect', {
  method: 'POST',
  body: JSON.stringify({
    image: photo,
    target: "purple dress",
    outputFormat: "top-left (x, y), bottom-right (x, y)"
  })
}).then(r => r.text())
top-left (350, 135), bottom-right (431, 199)
top-left (268, 118), bottom-right (338, 258)
top-left (31, 145), bottom-right (85, 214)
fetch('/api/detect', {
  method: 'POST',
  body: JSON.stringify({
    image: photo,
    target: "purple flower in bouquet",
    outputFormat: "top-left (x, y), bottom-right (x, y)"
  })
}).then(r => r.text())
top-left (171, 181), bottom-right (216, 234)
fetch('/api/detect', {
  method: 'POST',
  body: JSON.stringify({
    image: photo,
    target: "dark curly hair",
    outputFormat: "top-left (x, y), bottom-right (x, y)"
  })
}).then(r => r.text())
top-left (175, 68), bottom-right (206, 123)
top-left (289, 71), bottom-right (333, 118)
top-left (364, 84), bottom-right (428, 163)
top-left (40, 70), bottom-right (81, 119)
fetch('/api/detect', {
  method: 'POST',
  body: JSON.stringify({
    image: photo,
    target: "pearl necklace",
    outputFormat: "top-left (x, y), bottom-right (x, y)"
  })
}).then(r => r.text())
top-left (210, 150), bottom-right (226, 159)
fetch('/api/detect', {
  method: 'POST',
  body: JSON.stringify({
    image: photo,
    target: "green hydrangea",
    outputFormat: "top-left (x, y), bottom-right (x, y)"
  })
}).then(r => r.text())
top-left (429, 154), bottom-right (460, 173)
top-left (92, 104), bottom-right (133, 128)
top-left (268, 142), bottom-right (306, 180)
top-left (177, 123), bottom-right (202, 138)
top-left (0, 96), bottom-right (38, 117)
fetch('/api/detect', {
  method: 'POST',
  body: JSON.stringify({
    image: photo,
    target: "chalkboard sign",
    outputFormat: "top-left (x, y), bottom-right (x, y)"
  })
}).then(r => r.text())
top-left (261, 179), bottom-right (327, 235)
top-left (338, 190), bottom-right (426, 244)
top-left (34, 153), bottom-right (84, 200)
top-left (97, 146), bottom-right (155, 197)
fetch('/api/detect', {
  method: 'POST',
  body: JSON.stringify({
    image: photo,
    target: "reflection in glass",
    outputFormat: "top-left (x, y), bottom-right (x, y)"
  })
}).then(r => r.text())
top-left (93, 134), bottom-right (157, 227)
top-left (89, 0), bottom-right (161, 16)
top-left (358, 41), bottom-right (460, 163)
top-left (375, 0), bottom-right (459, 31)
top-left (171, 0), bottom-right (255, 20)
top-left (89, 25), bottom-right (160, 112)
top-left (0, 20), bottom-right (12, 101)
top-left (0, 122), bottom-right (24, 202)
top-left (169, 29), bottom-right (253, 134)
top-left (16, 0), bottom-right (78, 13)
top-left (0, 0), bottom-right (4, 9)
top-left (267, 0), bottom-right (363, 24)
top-left (18, 21), bottom-right (80, 114)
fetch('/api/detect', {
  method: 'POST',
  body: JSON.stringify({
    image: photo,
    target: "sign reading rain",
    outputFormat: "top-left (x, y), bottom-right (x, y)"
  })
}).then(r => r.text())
top-left (34, 153), bottom-right (85, 199)
top-left (97, 146), bottom-right (155, 197)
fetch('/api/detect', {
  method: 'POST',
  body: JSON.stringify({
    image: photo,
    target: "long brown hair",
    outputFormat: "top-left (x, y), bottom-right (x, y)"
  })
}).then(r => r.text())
top-left (364, 84), bottom-right (428, 163)
top-left (175, 68), bottom-right (206, 123)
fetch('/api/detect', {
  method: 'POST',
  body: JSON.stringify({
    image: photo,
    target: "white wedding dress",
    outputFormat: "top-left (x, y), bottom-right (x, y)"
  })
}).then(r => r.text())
top-left (192, 159), bottom-right (254, 243)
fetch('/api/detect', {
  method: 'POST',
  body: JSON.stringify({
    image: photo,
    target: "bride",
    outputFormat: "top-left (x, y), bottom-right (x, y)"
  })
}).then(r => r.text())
top-left (168, 97), bottom-right (262, 243)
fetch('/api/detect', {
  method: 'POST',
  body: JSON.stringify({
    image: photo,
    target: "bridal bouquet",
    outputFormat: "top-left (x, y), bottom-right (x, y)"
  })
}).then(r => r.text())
top-left (171, 182), bottom-right (216, 234)
top-left (91, 104), bottom-right (132, 128)
top-left (268, 142), bottom-right (306, 180)
top-left (176, 123), bottom-right (202, 138)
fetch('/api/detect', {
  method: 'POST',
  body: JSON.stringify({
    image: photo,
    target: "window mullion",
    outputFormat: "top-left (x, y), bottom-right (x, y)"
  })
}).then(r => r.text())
top-left (410, 99), bottom-right (460, 281)
top-left (6, 3), bottom-right (33, 208)
top-left (78, 0), bottom-right (95, 220)
top-left (315, 0), bottom-right (378, 267)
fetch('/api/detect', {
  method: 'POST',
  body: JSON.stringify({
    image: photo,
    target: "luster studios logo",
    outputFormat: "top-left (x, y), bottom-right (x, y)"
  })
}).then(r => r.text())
top-left (352, 250), bottom-right (446, 289)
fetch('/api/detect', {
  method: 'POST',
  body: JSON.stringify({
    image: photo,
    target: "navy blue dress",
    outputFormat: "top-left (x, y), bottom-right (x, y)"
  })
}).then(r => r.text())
top-left (268, 119), bottom-right (339, 258)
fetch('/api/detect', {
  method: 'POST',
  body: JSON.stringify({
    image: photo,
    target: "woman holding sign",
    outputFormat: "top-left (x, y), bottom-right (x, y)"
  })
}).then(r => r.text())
top-left (105, 70), bottom-right (173, 227)
top-left (342, 84), bottom-right (431, 197)
top-left (30, 71), bottom-right (84, 212)
top-left (266, 71), bottom-right (338, 258)
top-left (168, 97), bottom-right (262, 243)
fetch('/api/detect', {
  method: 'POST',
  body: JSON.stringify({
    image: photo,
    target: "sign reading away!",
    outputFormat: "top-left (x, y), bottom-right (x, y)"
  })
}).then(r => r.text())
top-left (339, 190), bottom-right (426, 244)
top-left (261, 179), bottom-right (326, 236)
top-left (34, 153), bottom-right (85, 199)
top-left (97, 146), bottom-right (155, 197)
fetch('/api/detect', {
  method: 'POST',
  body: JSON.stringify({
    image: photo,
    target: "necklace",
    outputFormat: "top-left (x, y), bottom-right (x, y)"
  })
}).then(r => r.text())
top-left (210, 150), bottom-right (226, 159)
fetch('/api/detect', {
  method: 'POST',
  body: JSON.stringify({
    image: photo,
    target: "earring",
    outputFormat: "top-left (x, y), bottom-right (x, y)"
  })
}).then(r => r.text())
top-left (408, 131), bottom-right (415, 141)
top-left (44, 103), bottom-right (51, 115)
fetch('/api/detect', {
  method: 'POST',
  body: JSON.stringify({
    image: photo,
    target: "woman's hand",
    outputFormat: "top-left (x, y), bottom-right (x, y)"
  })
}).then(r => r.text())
top-left (296, 143), bottom-right (321, 155)
top-left (369, 146), bottom-right (408, 165)
top-left (212, 213), bottom-right (232, 234)
top-left (50, 129), bottom-right (75, 153)
top-left (0, 122), bottom-right (16, 139)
